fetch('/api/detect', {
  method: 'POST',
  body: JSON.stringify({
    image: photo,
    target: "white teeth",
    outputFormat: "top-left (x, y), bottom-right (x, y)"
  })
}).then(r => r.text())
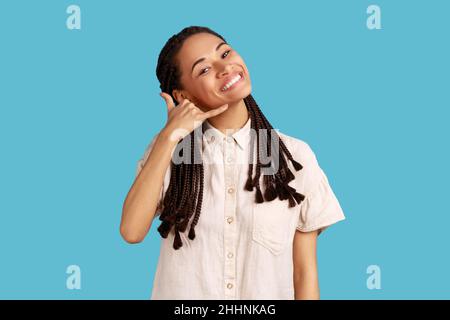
top-left (221, 74), bottom-right (241, 91)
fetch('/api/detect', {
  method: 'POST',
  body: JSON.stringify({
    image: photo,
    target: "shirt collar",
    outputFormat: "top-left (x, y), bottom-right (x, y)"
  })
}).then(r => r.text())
top-left (203, 115), bottom-right (251, 151)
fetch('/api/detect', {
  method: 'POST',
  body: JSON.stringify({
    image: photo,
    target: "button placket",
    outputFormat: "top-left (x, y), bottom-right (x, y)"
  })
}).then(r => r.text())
top-left (223, 135), bottom-right (237, 299)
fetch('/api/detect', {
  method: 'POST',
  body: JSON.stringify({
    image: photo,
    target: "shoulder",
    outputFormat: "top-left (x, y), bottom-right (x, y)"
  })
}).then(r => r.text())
top-left (276, 131), bottom-right (318, 167)
top-left (276, 131), bottom-right (324, 195)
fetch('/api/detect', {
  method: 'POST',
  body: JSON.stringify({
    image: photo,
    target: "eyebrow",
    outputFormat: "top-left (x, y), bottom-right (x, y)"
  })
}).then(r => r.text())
top-left (191, 42), bottom-right (228, 74)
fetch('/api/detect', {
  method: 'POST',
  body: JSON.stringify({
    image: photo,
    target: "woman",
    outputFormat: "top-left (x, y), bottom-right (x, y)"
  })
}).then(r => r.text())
top-left (120, 26), bottom-right (346, 300)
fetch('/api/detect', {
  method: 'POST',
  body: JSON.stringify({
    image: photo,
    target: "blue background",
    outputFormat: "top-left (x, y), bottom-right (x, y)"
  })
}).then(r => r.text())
top-left (0, 0), bottom-right (449, 299)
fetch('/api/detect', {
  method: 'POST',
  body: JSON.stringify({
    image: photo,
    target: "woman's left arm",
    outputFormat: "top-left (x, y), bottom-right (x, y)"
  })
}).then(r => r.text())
top-left (293, 229), bottom-right (320, 300)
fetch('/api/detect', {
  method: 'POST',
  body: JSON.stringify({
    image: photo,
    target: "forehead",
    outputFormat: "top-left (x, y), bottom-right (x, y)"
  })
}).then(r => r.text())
top-left (177, 33), bottom-right (224, 69)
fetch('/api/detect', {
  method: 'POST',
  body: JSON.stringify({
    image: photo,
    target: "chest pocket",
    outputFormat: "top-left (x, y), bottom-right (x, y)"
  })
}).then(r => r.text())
top-left (252, 199), bottom-right (297, 255)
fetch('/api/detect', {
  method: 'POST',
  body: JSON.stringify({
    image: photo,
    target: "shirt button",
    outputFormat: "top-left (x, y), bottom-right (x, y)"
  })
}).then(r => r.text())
top-left (227, 252), bottom-right (234, 259)
top-left (227, 136), bottom-right (233, 143)
top-left (227, 283), bottom-right (233, 289)
top-left (226, 157), bottom-right (233, 163)
top-left (210, 135), bottom-right (215, 143)
top-left (227, 187), bottom-right (234, 194)
top-left (227, 217), bottom-right (233, 224)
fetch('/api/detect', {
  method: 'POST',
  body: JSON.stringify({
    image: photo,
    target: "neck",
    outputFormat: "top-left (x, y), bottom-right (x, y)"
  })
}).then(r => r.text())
top-left (206, 98), bottom-right (249, 135)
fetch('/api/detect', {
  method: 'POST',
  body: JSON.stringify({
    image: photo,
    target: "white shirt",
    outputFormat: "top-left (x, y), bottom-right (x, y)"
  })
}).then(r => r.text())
top-left (135, 116), bottom-right (346, 300)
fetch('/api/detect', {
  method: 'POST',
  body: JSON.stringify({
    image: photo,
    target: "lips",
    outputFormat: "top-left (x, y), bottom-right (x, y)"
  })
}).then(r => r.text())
top-left (220, 71), bottom-right (243, 92)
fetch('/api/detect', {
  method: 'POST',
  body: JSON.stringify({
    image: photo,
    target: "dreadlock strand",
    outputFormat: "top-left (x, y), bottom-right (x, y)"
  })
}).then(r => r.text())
top-left (188, 163), bottom-right (204, 240)
top-left (252, 112), bottom-right (264, 203)
top-left (244, 102), bottom-right (257, 191)
top-left (255, 98), bottom-right (303, 172)
top-left (173, 225), bottom-right (183, 250)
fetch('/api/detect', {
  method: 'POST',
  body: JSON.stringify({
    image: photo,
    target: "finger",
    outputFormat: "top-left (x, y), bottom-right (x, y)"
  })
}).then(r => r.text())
top-left (199, 104), bottom-right (229, 120)
top-left (179, 100), bottom-right (192, 113)
top-left (160, 92), bottom-right (175, 111)
top-left (180, 98), bottom-right (191, 107)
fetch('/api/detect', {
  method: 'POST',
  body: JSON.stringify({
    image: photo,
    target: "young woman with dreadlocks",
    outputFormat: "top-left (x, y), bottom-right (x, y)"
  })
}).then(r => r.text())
top-left (120, 26), bottom-right (346, 300)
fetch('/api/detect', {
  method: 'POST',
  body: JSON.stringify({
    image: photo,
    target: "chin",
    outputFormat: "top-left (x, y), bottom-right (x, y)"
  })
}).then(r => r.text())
top-left (222, 84), bottom-right (252, 103)
top-left (235, 86), bottom-right (252, 102)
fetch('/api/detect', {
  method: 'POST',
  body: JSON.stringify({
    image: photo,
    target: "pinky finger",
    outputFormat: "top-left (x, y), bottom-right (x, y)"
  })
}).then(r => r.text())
top-left (199, 104), bottom-right (229, 120)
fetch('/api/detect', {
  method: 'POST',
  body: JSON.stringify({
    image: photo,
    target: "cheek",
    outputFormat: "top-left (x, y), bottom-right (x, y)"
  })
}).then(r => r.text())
top-left (192, 79), bottom-right (220, 106)
top-left (233, 54), bottom-right (245, 65)
top-left (198, 77), bottom-right (219, 96)
top-left (236, 56), bottom-right (249, 73)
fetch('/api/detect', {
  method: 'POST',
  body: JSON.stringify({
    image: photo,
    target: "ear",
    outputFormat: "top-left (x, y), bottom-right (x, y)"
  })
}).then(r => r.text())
top-left (172, 89), bottom-right (185, 105)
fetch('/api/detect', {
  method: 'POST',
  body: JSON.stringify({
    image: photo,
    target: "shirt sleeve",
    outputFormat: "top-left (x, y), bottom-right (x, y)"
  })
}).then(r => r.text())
top-left (135, 133), bottom-right (171, 217)
top-left (296, 143), bottom-right (346, 236)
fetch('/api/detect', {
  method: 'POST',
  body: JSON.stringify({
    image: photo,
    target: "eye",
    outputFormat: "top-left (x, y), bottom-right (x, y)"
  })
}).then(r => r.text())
top-left (222, 50), bottom-right (231, 58)
top-left (199, 67), bottom-right (210, 75)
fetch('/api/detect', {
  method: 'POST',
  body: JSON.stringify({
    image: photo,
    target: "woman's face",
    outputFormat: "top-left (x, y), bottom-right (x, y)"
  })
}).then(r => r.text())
top-left (173, 32), bottom-right (252, 110)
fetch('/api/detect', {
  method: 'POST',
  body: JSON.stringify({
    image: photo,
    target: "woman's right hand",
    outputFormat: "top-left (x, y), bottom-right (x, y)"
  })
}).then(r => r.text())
top-left (159, 92), bottom-right (228, 142)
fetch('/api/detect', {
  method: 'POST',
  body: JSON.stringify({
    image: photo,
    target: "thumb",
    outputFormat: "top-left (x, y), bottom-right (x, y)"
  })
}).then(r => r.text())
top-left (160, 92), bottom-right (175, 111)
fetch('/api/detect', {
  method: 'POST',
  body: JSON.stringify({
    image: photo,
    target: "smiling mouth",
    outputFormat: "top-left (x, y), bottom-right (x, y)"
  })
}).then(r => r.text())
top-left (220, 72), bottom-right (244, 92)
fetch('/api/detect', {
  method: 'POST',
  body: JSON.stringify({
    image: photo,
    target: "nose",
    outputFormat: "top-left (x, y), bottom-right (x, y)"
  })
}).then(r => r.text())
top-left (218, 63), bottom-right (233, 78)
